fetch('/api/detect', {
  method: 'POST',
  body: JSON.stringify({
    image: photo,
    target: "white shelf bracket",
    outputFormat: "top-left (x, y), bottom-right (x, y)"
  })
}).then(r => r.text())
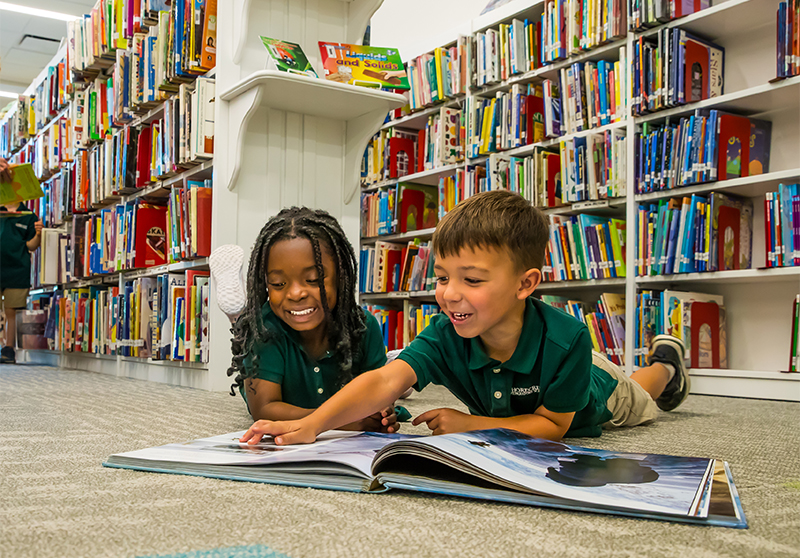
top-left (232, 0), bottom-right (251, 65)
top-left (346, 0), bottom-right (384, 45)
top-left (222, 86), bottom-right (263, 191)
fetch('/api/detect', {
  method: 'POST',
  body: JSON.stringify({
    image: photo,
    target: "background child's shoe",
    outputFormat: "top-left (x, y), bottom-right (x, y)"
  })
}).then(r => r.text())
top-left (0, 346), bottom-right (16, 364)
top-left (209, 245), bottom-right (247, 320)
top-left (648, 335), bottom-right (689, 411)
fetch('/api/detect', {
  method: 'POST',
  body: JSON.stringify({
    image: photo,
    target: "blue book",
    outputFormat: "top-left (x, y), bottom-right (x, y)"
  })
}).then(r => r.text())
top-left (780, 183), bottom-right (800, 266)
top-left (665, 206), bottom-right (681, 274)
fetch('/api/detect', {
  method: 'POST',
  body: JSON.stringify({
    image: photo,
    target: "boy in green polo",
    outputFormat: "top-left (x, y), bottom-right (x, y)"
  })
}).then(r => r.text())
top-left (240, 190), bottom-right (690, 445)
top-left (0, 157), bottom-right (43, 364)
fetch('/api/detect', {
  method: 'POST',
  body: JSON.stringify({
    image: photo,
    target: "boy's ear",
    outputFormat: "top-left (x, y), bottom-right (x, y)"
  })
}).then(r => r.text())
top-left (517, 267), bottom-right (542, 299)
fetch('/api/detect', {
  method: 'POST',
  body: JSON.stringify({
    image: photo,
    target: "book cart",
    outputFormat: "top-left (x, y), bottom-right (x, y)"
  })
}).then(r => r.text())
top-left (359, 0), bottom-right (800, 401)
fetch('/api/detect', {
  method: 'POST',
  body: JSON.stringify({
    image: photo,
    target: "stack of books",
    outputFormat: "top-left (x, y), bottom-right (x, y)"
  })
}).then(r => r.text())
top-left (543, 214), bottom-right (627, 282)
top-left (764, 183), bottom-right (800, 268)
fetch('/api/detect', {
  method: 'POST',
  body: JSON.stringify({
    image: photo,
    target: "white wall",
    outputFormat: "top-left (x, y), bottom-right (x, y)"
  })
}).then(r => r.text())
top-left (370, 0), bottom-right (489, 58)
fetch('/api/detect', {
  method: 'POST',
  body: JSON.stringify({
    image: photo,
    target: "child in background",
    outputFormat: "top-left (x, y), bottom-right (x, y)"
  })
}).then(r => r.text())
top-left (218, 207), bottom-right (402, 432)
top-left (240, 190), bottom-right (690, 446)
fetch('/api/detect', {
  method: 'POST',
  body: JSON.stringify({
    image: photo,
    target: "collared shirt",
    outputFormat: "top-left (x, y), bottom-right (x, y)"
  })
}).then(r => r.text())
top-left (0, 203), bottom-right (38, 289)
top-left (397, 297), bottom-right (617, 437)
top-left (242, 304), bottom-right (388, 409)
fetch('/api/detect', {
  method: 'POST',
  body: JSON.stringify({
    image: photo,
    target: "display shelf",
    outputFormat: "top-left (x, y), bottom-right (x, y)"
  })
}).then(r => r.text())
top-left (362, 162), bottom-right (463, 192)
top-left (634, 76), bottom-right (800, 125)
top-left (636, 267), bottom-right (800, 286)
top-left (688, 368), bottom-right (800, 402)
top-left (361, 227), bottom-right (436, 245)
top-left (635, 168), bottom-right (800, 202)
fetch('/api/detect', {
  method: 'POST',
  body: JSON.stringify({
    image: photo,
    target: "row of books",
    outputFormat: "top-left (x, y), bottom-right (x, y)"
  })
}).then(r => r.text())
top-left (552, 52), bottom-right (629, 135)
top-left (542, 214), bottom-right (627, 282)
top-left (765, 184), bottom-right (800, 268)
top-left (360, 183), bottom-right (437, 238)
top-left (628, 0), bottom-right (711, 31)
top-left (466, 84), bottom-right (545, 156)
top-left (635, 289), bottom-right (726, 369)
top-left (0, 54), bottom-right (72, 158)
top-left (41, 270), bottom-right (209, 362)
top-left (364, 303), bottom-right (441, 351)
top-left (540, 292), bottom-right (626, 366)
top-left (634, 111), bottom-right (771, 195)
top-left (635, 192), bottom-right (753, 277)
top-left (777, 1), bottom-right (799, 79)
top-left (361, 107), bottom-right (464, 186)
top-left (68, 0), bottom-right (216, 79)
top-left (2, 112), bottom-right (72, 180)
top-left (542, 0), bottom-right (627, 62)
top-left (360, 240), bottom-right (435, 295)
top-left (406, 38), bottom-right (470, 111)
top-left (632, 27), bottom-right (723, 116)
top-left (165, 181), bottom-right (213, 263)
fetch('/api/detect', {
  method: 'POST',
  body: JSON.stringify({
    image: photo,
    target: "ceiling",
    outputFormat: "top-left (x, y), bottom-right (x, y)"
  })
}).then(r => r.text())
top-left (0, 0), bottom-right (96, 94)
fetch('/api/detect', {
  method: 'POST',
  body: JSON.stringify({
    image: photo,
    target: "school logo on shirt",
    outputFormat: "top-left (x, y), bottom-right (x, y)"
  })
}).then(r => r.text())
top-left (511, 385), bottom-right (539, 396)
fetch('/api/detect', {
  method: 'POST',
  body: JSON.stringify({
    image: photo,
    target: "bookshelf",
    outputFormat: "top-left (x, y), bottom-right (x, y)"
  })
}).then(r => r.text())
top-left (5, 0), bottom-right (402, 392)
top-left (359, 0), bottom-right (800, 402)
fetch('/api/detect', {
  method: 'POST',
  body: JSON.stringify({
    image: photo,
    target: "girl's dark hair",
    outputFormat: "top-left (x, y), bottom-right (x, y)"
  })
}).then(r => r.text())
top-left (227, 207), bottom-right (365, 396)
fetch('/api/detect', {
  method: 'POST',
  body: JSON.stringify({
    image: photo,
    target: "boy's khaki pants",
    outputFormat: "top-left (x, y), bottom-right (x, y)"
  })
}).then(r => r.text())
top-left (593, 351), bottom-right (660, 429)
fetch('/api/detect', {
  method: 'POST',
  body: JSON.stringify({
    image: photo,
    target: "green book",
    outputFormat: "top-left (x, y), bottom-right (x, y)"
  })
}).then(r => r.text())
top-left (0, 163), bottom-right (44, 206)
top-left (260, 36), bottom-right (318, 78)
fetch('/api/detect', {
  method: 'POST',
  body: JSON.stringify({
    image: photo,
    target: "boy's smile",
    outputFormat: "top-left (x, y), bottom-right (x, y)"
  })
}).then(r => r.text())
top-left (267, 237), bottom-right (338, 343)
top-left (434, 245), bottom-right (540, 362)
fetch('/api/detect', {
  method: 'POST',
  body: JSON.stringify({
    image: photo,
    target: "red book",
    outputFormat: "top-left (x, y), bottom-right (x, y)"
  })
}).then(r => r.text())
top-left (716, 114), bottom-right (751, 181)
top-left (690, 301), bottom-right (721, 368)
top-left (135, 126), bottom-right (152, 189)
top-left (133, 205), bottom-right (167, 268)
top-left (395, 310), bottom-right (404, 350)
top-left (598, 315), bottom-right (620, 366)
top-left (386, 310), bottom-right (398, 351)
top-left (545, 152), bottom-right (561, 207)
top-left (388, 137), bottom-right (416, 178)
top-left (684, 39), bottom-right (711, 102)
top-left (416, 129), bottom-right (426, 173)
top-left (764, 194), bottom-right (772, 268)
top-left (525, 93), bottom-right (544, 145)
top-left (194, 187), bottom-right (212, 257)
top-left (399, 189), bottom-right (425, 233)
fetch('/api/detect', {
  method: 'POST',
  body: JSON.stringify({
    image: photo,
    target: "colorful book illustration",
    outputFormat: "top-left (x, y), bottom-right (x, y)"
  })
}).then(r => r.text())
top-left (103, 428), bottom-right (747, 528)
top-left (260, 37), bottom-right (318, 78)
top-left (663, 290), bottom-right (727, 369)
top-left (319, 42), bottom-right (409, 89)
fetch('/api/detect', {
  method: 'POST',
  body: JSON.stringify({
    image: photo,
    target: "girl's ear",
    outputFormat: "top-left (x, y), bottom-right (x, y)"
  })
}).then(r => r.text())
top-left (517, 267), bottom-right (542, 300)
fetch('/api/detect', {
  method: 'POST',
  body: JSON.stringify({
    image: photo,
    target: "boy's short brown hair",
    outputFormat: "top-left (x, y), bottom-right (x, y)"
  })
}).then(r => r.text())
top-left (432, 190), bottom-right (549, 271)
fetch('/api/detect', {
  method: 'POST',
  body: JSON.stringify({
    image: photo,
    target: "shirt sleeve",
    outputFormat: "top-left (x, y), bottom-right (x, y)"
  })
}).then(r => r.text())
top-left (359, 311), bottom-right (388, 373)
top-left (541, 326), bottom-right (592, 414)
top-left (24, 213), bottom-right (37, 242)
top-left (253, 339), bottom-right (287, 386)
top-left (396, 315), bottom-right (448, 391)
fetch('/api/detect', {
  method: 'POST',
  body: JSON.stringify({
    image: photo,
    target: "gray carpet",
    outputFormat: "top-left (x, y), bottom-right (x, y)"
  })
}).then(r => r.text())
top-left (1, 364), bottom-right (799, 558)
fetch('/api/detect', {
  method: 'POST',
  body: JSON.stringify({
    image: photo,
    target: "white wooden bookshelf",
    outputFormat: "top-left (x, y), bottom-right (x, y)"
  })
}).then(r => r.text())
top-left (359, 0), bottom-right (800, 402)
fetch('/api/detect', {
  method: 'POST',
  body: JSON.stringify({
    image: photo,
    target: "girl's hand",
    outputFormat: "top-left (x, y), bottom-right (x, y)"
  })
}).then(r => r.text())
top-left (240, 419), bottom-right (318, 446)
top-left (340, 406), bottom-right (400, 433)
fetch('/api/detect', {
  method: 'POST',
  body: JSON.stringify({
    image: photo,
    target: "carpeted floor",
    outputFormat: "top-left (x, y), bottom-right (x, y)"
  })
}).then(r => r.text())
top-left (1, 364), bottom-right (799, 558)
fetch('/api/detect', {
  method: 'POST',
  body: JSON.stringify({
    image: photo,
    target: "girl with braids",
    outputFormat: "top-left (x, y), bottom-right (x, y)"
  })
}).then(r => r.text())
top-left (224, 207), bottom-right (401, 433)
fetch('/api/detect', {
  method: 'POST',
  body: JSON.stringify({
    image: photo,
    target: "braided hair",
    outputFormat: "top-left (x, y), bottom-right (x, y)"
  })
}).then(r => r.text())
top-left (227, 207), bottom-right (366, 396)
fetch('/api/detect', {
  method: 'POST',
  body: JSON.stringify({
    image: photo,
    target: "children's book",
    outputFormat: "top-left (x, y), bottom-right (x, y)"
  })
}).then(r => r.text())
top-left (260, 37), bottom-right (318, 78)
top-left (103, 428), bottom-right (746, 528)
top-left (318, 42), bottom-right (409, 90)
top-left (0, 163), bottom-right (45, 205)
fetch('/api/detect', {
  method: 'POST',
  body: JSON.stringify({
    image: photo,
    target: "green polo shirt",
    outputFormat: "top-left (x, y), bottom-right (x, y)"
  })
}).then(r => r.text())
top-left (242, 304), bottom-right (388, 410)
top-left (0, 203), bottom-right (38, 289)
top-left (397, 297), bottom-right (618, 437)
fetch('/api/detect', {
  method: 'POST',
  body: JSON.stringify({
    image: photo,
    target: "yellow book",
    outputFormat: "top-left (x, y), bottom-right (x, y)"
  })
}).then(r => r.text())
top-left (480, 99), bottom-right (495, 154)
top-left (434, 47), bottom-right (445, 101)
top-left (189, 285), bottom-right (197, 362)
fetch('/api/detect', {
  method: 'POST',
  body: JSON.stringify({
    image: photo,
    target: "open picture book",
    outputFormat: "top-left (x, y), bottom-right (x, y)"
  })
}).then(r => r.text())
top-left (103, 428), bottom-right (746, 528)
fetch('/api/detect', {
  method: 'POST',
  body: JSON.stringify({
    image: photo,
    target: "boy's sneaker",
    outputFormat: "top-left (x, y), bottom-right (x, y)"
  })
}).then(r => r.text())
top-left (647, 335), bottom-right (690, 411)
top-left (0, 346), bottom-right (16, 364)
top-left (209, 244), bottom-right (247, 320)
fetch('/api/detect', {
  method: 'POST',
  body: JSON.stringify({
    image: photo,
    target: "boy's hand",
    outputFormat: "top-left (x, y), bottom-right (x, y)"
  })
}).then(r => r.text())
top-left (412, 408), bottom-right (476, 435)
top-left (34, 219), bottom-right (43, 236)
top-left (239, 419), bottom-right (318, 446)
